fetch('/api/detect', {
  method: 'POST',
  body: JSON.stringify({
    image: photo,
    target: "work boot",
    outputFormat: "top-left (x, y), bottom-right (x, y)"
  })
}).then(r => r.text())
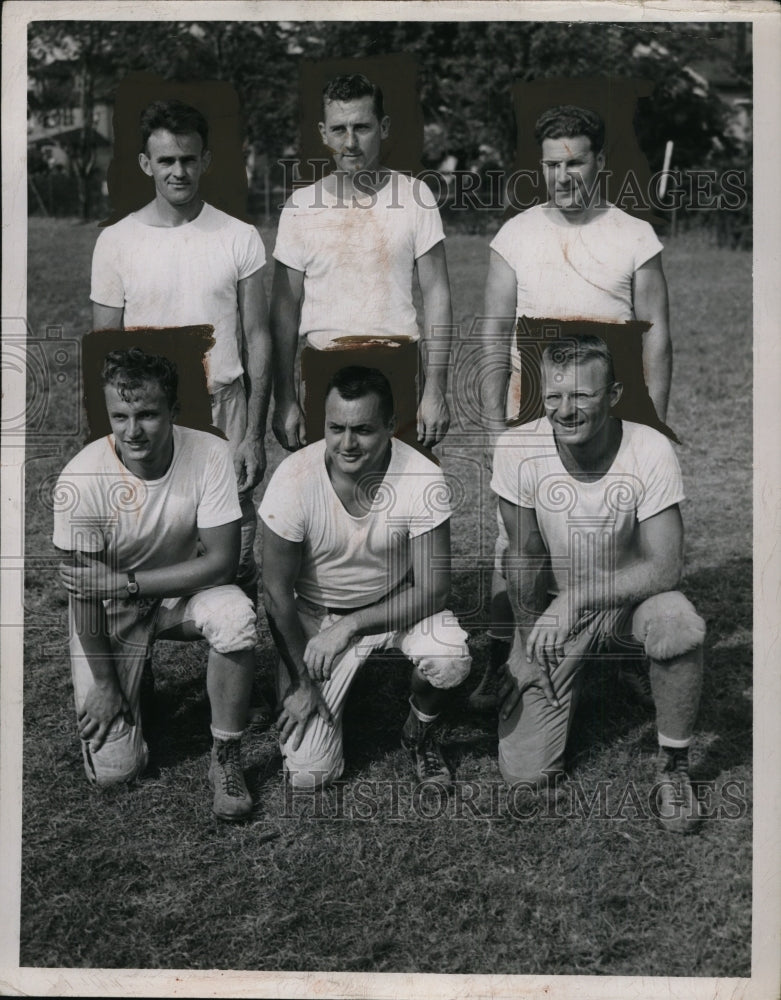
top-left (209, 738), bottom-right (252, 821)
top-left (401, 711), bottom-right (452, 789)
top-left (653, 746), bottom-right (701, 834)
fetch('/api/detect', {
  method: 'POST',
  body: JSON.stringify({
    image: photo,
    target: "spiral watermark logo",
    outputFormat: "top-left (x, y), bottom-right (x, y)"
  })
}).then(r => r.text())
top-left (355, 473), bottom-right (398, 515)
top-left (106, 476), bottom-right (148, 514)
top-left (424, 477), bottom-right (464, 515)
top-left (2, 318), bottom-right (81, 437)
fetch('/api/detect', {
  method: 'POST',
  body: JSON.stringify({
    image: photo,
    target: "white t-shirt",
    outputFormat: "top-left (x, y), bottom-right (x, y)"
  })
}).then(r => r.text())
top-left (259, 438), bottom-right (450, 608)
top-left (490, 203), bottom-right (663, 322)
top-left (491, 419), bottom-right (684, 595)
top-left (273, 172), bottom-right (445, 350)
top-left (90, 203), bottom-right (266, 391)
top-left (53, 425), bottom-right (241, 571)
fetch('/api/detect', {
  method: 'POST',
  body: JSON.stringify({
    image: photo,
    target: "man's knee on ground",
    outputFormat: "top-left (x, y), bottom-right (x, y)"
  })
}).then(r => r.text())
top-left (633, 591), bottom-right (706, 661)
top-left (187, 585), bottom-right (257, 653)
top-left (499, 755), bottom-right (565, 791)
top-left (81, 727), bottom-right (148, 789)
top-left (285, 761), bottom-right (341, 792)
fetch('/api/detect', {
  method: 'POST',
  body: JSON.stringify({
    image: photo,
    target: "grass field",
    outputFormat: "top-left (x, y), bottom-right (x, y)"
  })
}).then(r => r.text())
top-left (20, 216), bottom-right (752, 976)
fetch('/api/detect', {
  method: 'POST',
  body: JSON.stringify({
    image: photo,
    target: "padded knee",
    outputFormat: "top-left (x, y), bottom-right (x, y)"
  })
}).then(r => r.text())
top-left (403, 610), bottom-right (472, 689)
top-left (633, 592), bottom-right (706, 661)
top-left (414, 652), bottom-right (472, 689)
top-left (188, 585), bottom-right (257, 653)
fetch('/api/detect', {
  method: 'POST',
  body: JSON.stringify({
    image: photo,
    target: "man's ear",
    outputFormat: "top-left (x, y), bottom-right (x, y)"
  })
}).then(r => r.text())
top-left (318, 121), bottom-right (329, 148)
top-left (201, 149), bottom-right (212, 172)
top-left (380, 115), bottom-right (390, 140)
top-left (138, 151), bottom-right (152, 177)
top-left (387, 414), bottom-right (397, 436)
top-left (170, 401), bottom-right (181, 423)
top-left (596, 149), bottom-right (606, 171)
top-left (609, 381), bottom-right (623, 407)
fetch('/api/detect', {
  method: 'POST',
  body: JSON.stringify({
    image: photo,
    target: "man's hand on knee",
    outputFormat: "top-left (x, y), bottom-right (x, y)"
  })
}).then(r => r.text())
top-left (526, 593), bottom-right (575, 675)
top-left (499, 638), bottom-right (561, 718)
top-left (277, 680), bottom-right (334, 751)
top-left (78, 679), bottom-right (130, 752)
top-left (303, 618), bottom-right (357, 681)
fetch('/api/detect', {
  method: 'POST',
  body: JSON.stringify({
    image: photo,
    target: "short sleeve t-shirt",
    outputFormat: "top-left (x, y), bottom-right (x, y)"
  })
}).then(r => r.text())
top-left (273, 172), bottom-right (445, 349)
top-left (491, 419), bottom-right (684, 594)
top-left (490, 204), bottom-right (663, 321)
top-left (259, 438), bottom-right (450, 607)
top-left (90, 203), bottom-right (266, 391)
top-left (53, 425), bottom-right (241, 571)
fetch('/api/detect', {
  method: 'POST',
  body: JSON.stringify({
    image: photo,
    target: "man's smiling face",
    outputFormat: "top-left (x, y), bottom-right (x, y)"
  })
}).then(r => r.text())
top-left (324, 389), bottom-right (394, 480)
top-left (542, 357), bottom-right (620, 447)
top-left (105, 379), bottom-right (177, 478)
top-left (139, 128), bottom-right (211, 209)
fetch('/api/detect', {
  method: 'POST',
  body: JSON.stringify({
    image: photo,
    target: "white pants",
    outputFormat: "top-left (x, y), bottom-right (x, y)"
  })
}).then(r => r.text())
top-left (70, 585), bottom-right (256, 787)
top-left (279, 597), bottom-right (471, 789)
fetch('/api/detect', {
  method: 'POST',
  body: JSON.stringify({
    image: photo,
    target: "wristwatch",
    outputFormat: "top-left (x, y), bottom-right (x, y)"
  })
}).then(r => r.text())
top-left (126, 571), bottom-right (140, 597)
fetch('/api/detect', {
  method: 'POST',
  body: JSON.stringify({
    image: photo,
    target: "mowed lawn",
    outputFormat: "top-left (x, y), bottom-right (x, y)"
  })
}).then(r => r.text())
top-left (20, 216), bottom-right (752, 976)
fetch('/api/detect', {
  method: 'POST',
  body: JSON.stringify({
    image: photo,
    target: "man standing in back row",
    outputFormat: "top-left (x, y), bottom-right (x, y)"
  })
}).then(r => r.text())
top-left (90, 99), bottom-right (272, 600)
top-left (271, 73), bottom-right (453, 452)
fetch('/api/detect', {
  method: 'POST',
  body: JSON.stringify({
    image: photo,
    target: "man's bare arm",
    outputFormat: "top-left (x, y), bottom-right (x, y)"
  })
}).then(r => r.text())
top-left (261, 525), bottom-right (333, 748)
top-left (527, 505), bottom-right (684, 670)
top-left (56, 546), bottom-right (128, 750)
top-left (634, 253), bottom-right (672, 422)
top-left (497, 497), bottom-right (558, 711)
top-left (92, 303), bottom-right (124, 330)
top-left (574, 504), bottom-right (683, 612)
top-left (415, 242), bottom-right (453, 447)
top-left (59, 520), bottom-right (242, 601)
top-left (302, 519), bottom-right (453, 682)
top-left (269, 261), bottom-right (306, 450)
top-left (480, 250), bottom-right (517, 466)
top-left (236, 267), bottom-right (273, 490)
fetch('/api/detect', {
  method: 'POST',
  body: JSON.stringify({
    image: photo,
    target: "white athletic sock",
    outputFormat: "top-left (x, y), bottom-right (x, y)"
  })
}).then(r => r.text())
top-left (408, 696), bottom-right (439, 725)
top-left (657, 732), bottom-right (692, 749)
top-left (211, 726), bottom-right (244, 743)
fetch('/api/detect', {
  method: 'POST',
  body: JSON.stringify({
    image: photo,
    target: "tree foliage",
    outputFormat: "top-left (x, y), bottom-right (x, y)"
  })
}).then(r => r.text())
top-left (28, 19), bottom-right (750, 215)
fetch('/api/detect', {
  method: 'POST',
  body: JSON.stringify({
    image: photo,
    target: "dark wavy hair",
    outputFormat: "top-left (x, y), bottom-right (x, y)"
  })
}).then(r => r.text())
top-left (101, 347), bottom-right (179, 409)
top-left (534, 105), bottom-right (605, 155)
top-left (140, 99), bottom-right (209, 153)
top-left (322, 74), bottom-right (385, 122)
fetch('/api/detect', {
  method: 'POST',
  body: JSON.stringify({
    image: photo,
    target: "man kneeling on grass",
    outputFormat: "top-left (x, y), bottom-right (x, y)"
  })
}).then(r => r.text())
top-left (54, 348), bottom-right (257, 821)
top-left (492, 336), bottom-right (705, 833)
top-left (260, 365), bottom-right (471, 790)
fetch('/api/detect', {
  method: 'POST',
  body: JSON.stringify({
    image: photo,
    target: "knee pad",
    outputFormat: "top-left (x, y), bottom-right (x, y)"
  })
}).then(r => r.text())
top-left (403, 611), bottom-right (471, 689)
top-left (188, 586), bottom-right (257, 653)
top-left (415, 652), bottom-right (472, 689)
top-left (634, 592), bottom-right (706, 661)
